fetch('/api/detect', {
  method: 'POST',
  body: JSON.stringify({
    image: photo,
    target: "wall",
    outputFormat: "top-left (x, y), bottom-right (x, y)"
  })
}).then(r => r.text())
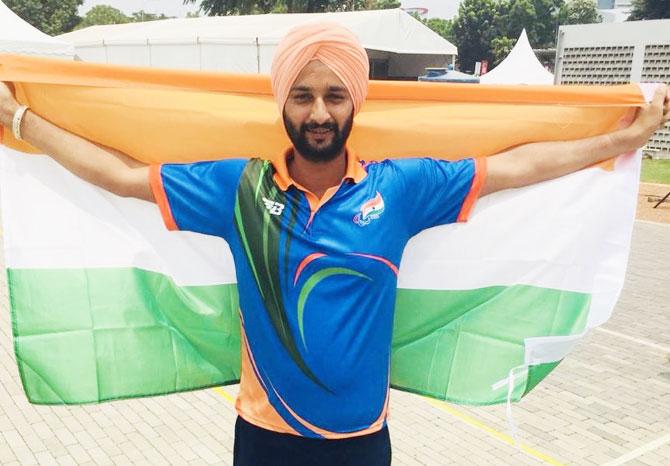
top-left (555, 20), bottom-right (670, 158)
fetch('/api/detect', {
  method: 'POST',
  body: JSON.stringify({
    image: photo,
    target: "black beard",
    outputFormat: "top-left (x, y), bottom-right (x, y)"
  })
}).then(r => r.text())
top-left (283, 112), bottom-right (353, 163)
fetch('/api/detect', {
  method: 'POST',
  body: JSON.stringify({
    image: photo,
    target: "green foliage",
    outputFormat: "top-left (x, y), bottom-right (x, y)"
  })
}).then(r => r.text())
top-left (5, 0), bottom-right (83, 35)
top-left (558, 0), bottom-right (602, 25)
top-left (76, 5), bottom-right (176, 29)
top-left (641, 159), bottom-right (670, 184)
top-left (76, 5), bottom-right (129, 29)
top-left (528, 0), bottom-right (563, 47)
top-left (185, 0), bottom-right (323, 15)
top-left (183, 0), bottom-right (400, 15)
top-left (422, 18), bottom-right (455, 43)
top-left (451, 0), bottom-right (567, 72)
top-left (491, 36), bottom-right (515, 65)
top-left (504, 0), bottom-right (538, 43)
top-left (371, 0), bottom-right (401, 8)
top-left (451, 0), bottom-right (504, 72)
top-left (131, 11), bottom-right (173, 22)
top-left (628, 0), bottom-right (670, 20)
top-left (498, 0), bottom-right (563, 48)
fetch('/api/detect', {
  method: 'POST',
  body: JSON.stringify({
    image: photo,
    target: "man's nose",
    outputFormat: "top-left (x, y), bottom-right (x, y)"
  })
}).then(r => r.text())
top-left (310, 98), bottom-right (331, 124)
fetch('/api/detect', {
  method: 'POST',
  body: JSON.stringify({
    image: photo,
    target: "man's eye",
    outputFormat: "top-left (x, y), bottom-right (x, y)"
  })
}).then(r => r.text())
top-left (328, 94), bottom-right (345, 102)
top-left (293, 94), bottom-right (312, 102)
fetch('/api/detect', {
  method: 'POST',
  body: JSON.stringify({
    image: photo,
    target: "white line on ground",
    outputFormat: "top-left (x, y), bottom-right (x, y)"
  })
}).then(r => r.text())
top-left (601, 432), bottom-right (670, 466)
top-left (595, 327), bottom-right (670, 353)
top-left (640, 182), bottom-right (670, 189)
top-left (635, 219), bottom-right (670, 227)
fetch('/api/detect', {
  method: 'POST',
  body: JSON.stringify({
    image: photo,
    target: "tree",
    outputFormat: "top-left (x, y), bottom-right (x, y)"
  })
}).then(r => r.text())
top-left (628, 0), bottom-right (670, 20)
top-left (497, 0), bottom-right (563, 49)
top-left (558, 0), bottom-right (602, 25)
top-left (368, 0), bottom-right (400, 8)
top-left (503, 0), bottom-right (538, 43)
top-left (450, 0), bottom-right (565, 71)
top-left (491, 36), bottom-right (515, 65)
top-left (131, 11), bottom-right (173, 22)
top-left (76, 6), bottom-right (174, 29)
top-left (422, 18), bottom-right (455, 43)
top-left (451, 0), bottom-right (505, 72)
top-left (183, 0), bottom-right (400, 15)
top-left (185, 0), bottom-right (316, 15)
top-left (528, 0), bottom-right (563, 47)
top-left (76, 5), bottom-right (130, 29)
top-left (183, 0), bottom-right (264, 15)
top-left (5, 0), bottom-right (82, 35)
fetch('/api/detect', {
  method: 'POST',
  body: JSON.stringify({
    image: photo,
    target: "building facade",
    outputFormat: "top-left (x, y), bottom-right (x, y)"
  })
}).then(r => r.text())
top-left (555, 20), bottom-right (670, 157)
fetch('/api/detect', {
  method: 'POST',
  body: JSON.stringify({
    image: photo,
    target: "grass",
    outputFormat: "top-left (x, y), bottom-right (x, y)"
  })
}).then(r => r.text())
top-left (641, 158), bottom-right (670, 185)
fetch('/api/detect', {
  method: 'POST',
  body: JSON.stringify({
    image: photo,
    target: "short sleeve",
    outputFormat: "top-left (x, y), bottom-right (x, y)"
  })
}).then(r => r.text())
top-left (149, 159), bottom-right (247, 239)
top-left (394, 157), bottom-right (487, 235)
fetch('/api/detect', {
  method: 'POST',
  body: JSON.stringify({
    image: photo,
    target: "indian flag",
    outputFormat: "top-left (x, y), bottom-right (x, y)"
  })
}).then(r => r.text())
top-left (0, 54), bottom-right (649, 405)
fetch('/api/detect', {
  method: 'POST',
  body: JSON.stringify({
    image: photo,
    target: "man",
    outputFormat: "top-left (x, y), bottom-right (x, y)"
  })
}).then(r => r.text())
top-left (0, 22), bottom-right (668, 466)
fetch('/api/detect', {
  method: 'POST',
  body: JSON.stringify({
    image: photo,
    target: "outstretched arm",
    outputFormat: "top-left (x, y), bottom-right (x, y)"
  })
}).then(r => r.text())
top-left (482, 85), bottom-right (670, 197)
top-left (0, 82), bottom-right (154, 202)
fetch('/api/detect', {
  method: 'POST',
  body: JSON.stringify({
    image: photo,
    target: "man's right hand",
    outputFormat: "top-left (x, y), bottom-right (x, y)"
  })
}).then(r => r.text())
top-left (0, 82), bottom-right (20, 128)
top-left (0, 81), bottom-right (154, 203)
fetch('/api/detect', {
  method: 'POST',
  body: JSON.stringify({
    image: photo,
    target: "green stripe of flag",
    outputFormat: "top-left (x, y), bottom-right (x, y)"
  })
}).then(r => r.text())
top-left (392, 286), bottom-right (589, 404)
top-left (9, 268), bottom-right (241, 404)
top-left (8, 268), bottom-right (589, 405)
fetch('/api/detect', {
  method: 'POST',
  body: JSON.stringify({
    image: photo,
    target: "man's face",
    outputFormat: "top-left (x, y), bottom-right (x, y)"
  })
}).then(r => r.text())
top-left (283, 60), bottom-right (355, 163)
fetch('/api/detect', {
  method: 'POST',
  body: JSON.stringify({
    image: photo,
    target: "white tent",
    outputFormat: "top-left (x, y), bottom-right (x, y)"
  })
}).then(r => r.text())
top-left (0, 1), bottom-right (74, 58)
top-left (58, 9), bottom-right (457, 79)
top-left (480, 29), bottom-right (554, 85)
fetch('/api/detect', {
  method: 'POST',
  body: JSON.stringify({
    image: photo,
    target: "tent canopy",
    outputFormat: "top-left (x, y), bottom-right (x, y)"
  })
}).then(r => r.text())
top-left (58, 9), bottom-right (456, 78)
top-left (480, 29), bottom-right (553, 85)
top-left (60, 9), bottom-right (456, 55)
top-left (0, 1), bottom-right (74, 58)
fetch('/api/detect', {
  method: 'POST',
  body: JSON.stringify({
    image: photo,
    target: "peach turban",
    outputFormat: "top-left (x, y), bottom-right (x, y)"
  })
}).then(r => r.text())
top-left (270, 22), bottom-right (370, 116)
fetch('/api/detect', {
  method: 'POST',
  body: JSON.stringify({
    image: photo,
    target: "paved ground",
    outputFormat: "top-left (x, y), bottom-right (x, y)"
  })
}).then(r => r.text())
top-left (637, 183), bottom-right (670, 224)
top-left (0, 220), bottom-right (668, 465)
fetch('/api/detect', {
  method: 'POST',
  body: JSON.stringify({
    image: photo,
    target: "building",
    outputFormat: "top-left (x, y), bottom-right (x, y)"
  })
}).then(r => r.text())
top-left (58, 9), bottom-right (457, 81)
top-left (597, 0), bottom-right (631, 7)
top-left (554, 20), bottom-right (670, 157)
top-left (597, 0), bottom-right (633, 23)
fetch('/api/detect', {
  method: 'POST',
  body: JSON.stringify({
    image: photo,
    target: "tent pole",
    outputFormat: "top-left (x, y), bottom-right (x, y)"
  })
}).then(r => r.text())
top-left (256, 37), bottom-right (260, 74)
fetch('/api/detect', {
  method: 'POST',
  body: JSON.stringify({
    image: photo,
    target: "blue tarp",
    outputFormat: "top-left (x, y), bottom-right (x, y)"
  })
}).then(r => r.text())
top-left (419, 67), bottom-right (480, 84)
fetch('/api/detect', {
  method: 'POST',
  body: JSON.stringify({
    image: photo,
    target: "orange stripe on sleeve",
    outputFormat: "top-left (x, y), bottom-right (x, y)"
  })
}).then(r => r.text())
top-left (457, 157), bottom-right (488, 223)
top-left (149, 164), bottom-right (178, 231)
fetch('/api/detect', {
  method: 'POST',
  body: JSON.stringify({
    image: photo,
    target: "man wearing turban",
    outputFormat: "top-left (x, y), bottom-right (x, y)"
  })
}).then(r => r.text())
top-left (0, 21), bottom-right (669, 466)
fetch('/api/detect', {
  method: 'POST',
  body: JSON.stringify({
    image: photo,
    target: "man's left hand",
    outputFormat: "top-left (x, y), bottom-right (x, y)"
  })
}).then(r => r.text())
top-left (620, 84), bottom-right (670, 152)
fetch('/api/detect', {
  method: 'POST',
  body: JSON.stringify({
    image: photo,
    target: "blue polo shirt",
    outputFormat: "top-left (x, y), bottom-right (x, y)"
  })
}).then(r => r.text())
top-left (150, 149), bottom-right (485, 439)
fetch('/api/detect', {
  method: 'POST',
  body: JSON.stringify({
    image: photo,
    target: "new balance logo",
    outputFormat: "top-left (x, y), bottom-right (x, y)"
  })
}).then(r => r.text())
top-left (262, 197), bottom-right (285, 216)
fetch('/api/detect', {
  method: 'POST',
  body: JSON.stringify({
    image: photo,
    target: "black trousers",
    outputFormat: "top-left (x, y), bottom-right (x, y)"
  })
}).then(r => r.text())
top-left (233, 416), bottom-right (392, 466)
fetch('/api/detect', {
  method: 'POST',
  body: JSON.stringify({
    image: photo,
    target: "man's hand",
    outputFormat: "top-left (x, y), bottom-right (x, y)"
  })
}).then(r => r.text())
top-left (616, 85), bottom-right (670, 152)
top-left (482, 84), bottom-right (670, 197)
top-left (0, 81), bottom-right (154, 202)
top-left (0, 82), bottom-right (20, 128)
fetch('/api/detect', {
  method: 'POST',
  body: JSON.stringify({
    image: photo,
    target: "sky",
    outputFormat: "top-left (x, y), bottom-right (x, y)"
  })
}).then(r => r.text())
top-left (81, 0), bottom-right (461, 19)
